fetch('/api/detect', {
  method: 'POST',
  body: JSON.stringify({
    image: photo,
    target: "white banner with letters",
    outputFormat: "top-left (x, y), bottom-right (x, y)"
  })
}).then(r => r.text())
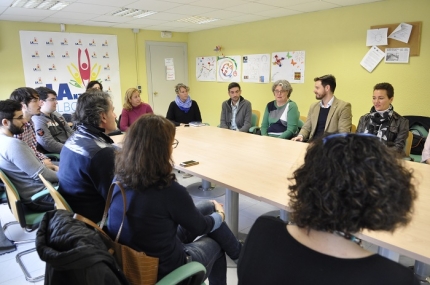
top-left (19, 31), bottom-right (121, 114)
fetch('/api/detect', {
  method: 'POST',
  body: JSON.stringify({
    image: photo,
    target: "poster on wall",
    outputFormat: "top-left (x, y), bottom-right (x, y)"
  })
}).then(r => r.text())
top-left (271, 51), bottom-right (305, 83)
top-left (242, 54), bottom-right (270, 83)
top-left (19, 31), bottom-right (121, 114)
top-left (217, 55), bottom-right (241, 82)
top-left (196, 56), bottom-right (216, 81)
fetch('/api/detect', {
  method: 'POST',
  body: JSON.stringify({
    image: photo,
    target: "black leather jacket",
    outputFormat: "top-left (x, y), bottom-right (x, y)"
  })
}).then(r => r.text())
top-left (36, 210), bottom-right (129, 285)
top-left (357, 111), bottom-right (409, 153)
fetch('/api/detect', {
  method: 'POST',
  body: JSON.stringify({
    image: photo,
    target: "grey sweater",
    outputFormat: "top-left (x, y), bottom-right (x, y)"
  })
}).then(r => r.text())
top-left (0, 135), bottom-right (58, 202)
top-left (220, 96), bottom-right (252, 132)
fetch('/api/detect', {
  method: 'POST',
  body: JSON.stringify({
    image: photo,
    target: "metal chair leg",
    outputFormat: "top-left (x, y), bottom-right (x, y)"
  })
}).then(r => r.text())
top-left (16, 248), bottom-right (45, 283)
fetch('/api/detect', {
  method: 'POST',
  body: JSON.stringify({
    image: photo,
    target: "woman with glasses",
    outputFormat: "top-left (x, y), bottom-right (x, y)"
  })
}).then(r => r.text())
top-left (166, 83), bottom-right (202, 126)
top-left (238, 133), bottom-right (418, 285)
top-left (107, 114), bottom-right (241, 284)
top-left (260, 80), bottom-right (300, 139)
top-left (356, 82), bottom-right (409, 153)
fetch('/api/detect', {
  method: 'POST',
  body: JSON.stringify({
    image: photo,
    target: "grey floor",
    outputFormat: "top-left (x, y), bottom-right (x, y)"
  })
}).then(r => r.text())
top-left (0, 172), bottom-right (417, 284)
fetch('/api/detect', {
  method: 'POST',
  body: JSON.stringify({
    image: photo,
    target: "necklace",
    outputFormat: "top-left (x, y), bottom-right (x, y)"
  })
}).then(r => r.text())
top-left (333, 231), bottom-right (362, 246)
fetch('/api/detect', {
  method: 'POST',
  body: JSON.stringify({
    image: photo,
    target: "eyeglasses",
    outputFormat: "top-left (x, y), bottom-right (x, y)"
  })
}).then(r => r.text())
top-left (45, 98), bottom-right (58, 102)
top-left (274, 90), bottom-right (286, 94)
top-left (172, 139), bottom-right (179, 148)
top-left (11, 116), bottom-right (25, 121)
top-left (322, 133), bottom-right (377, 144)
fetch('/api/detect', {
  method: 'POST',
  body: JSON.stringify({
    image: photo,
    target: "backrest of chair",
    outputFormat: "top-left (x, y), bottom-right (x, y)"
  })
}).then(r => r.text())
top-left (252, 110), bottom-right (260, 127)
top-left (38, 174), bottom-right (72, 212)
top-left (0, 170), bottom-right (21, 223)
top-left (351, 124), bottom-right (357, 133)
top-left (300, 115), bottom-right (307, 123)
top-left (404, 131), bottom-right (413, 157)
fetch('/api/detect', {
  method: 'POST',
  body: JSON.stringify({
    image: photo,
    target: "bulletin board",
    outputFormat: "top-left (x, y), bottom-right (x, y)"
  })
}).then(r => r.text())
top-left (370, 21), bottom-right (422, 56)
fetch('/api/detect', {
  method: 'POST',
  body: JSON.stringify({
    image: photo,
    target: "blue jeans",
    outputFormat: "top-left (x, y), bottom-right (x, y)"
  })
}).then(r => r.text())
top-left (177, 200), bottom-right (241, 285)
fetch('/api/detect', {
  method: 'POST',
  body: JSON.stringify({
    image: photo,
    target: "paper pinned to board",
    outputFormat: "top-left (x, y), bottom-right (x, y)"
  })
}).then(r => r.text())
top-left (366, 28), bottom-right (388, 46)
top-left (360, 46), bottom-right (385, 73)
top-left (388, 23), bottom-right (412, 43)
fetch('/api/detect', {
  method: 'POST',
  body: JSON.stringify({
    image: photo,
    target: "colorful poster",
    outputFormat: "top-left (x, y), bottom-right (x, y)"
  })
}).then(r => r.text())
top-left (217, 55), bottom-right (241, 82)
top-left (271, 51), bottom-right (305, 83)
top-left (19, 31), bottom-right (121, 114)
top-left (196, 56), bottom-right (216, 81)
top-left (242, 54), bottom-right (270, 83)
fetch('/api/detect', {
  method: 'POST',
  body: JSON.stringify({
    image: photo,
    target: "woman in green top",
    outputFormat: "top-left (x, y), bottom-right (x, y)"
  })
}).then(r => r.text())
top-left (260, 80), bottom-right (300, 139)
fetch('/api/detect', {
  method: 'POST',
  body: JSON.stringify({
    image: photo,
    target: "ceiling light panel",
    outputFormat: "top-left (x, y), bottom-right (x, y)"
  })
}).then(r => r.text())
top-left (10, 0), bottom-right (70, 10)
top-left (177, 16), bottom-right (219, 24)
top-left (110, 8), bottom-right (157, 18)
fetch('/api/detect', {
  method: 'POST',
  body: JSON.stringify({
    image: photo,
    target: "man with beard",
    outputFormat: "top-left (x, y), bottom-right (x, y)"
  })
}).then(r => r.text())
top-left (292, 74), bottom-right (352, 142)
top-left (10, 87), bottom-right (57, 167)
top-left (0, 100), bottom-right (58, 211)
top-left (220, 82), bottom-right (252, 132)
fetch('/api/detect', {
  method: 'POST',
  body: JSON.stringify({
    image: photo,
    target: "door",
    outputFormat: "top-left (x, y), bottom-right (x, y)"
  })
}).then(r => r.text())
top-left (146, 42), bottom-right (188, 116)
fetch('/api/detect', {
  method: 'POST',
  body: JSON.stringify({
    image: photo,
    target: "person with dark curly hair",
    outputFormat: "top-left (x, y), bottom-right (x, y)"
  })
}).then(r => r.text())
top-left (238, 133), bottom-right (419, 285)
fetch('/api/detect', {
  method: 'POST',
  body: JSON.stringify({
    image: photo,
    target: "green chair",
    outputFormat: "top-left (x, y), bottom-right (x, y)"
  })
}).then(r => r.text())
top-left (156, 261), bottom-right (206, 285)
top-left (0, 169), bottom-right (48, 283)
top-left (39, 174), bottom-right (72, 212)
top-left (248, 110), bottom-right (260, 133)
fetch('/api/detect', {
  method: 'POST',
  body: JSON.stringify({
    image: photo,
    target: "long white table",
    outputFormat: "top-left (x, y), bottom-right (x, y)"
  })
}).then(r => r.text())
top-left (112, 126), bottom-right (430, 266)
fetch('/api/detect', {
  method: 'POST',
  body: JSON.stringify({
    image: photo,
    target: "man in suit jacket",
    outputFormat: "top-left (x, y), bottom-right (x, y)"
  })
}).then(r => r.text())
top-left (292, 74), bottom-right (352, 142)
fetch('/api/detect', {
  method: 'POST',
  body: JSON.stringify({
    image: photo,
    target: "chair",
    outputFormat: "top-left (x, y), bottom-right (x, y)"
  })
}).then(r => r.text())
top-left (300, 115), bottom-right (307, 122)
top-left (351, 124), bottom-right (357, 133)
top-left (404, 131), bottom-right (413, 157)
top-left (39, 174), bottom-right (72, 212)
top-left (0, 170), bottom-right (47, 282)
top-left (156, 261), bottom-right (206, 285)
top-left (248, 110), bottom-right (261, 133)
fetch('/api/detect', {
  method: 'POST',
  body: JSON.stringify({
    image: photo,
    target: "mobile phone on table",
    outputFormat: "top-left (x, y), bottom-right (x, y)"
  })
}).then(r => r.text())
top-left (180, 160), bottom-right (199, 167)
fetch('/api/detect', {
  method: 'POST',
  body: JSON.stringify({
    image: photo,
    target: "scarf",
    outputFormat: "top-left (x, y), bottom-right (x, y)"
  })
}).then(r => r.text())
top-left (364, 104), bottom-right (394, 141)
top-left (175, 95), bottom-right (192, 113)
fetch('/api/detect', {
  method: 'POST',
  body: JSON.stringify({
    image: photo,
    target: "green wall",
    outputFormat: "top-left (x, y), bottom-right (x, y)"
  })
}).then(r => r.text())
top-left (0, 21), bottom-right (188, 105)
top-left (188, 0), bottom-right (430, 126)
top-left (0, 0), bottom-right (429, 126)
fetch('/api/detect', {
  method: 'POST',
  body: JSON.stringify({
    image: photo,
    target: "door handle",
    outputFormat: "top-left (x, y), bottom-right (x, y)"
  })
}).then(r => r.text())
top-left (154, 91), bottom-right (158, 96)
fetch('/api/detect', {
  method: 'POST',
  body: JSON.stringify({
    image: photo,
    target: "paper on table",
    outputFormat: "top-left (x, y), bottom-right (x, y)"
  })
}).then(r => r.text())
top-left (366, 28), bottom-right (388, 46)
top-left (360, 46), bottom-right (385, 73)
top-left (388, 23), bottom-right (412, 43)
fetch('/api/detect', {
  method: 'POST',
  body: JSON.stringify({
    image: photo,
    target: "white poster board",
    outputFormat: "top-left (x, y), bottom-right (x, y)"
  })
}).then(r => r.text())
top-left (242, 54), bottom-right (270, 83)
top-left (271, 51), bottom-right (305, 83)
top-left (217, 55), bottom-right (241, 82)
top-left (196, 56), bottom-right (216, 81)
top-left (19, 31), bottom-right (121, 114)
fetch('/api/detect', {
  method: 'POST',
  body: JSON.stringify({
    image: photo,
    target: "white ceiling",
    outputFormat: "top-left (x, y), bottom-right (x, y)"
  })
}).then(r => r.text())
top-left (0, 0), bottom-right (384, 33)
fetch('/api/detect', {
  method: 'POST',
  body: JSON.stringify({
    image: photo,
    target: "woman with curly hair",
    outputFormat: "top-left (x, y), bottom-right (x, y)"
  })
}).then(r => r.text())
top-left (107, 114), bottom-right (241, 284)
top-left (238, 133), bottom-right (419, 285)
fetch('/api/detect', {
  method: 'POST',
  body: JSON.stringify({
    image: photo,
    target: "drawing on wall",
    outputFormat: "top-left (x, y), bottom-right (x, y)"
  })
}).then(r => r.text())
top-left (242, 54), bottom-right (270, 83)
top-left (196, 56), bottom-right (216, 81)
top-left (271, 51), bottom-right (305, 83)
top-left (217, 55), bottom-right (241, 82)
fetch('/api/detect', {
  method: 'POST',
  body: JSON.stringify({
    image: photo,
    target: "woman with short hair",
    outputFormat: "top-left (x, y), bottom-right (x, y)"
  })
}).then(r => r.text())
top-left (260, 80), bottom-right (300, 139)
top-left (238, 133), bottom-right (418, 285)
top-left (107, 114), bottom-right (241, 284)
top-left (119, 88), bottom-right (153, 131)
top-left (166, 83), bottom-right (202, 126)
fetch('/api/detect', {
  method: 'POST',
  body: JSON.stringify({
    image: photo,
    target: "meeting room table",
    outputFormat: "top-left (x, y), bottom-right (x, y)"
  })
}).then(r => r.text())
top-left (111, 125), bottom-right (430, 266)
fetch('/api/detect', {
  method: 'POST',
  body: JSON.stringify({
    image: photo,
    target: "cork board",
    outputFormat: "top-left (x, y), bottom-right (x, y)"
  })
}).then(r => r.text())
top-left (370, 21), bottom-right (422, 56)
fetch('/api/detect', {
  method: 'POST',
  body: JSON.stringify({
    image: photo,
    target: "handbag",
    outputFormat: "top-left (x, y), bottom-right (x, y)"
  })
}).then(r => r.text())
top-left (75, 181), bottom-right (159, 285)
